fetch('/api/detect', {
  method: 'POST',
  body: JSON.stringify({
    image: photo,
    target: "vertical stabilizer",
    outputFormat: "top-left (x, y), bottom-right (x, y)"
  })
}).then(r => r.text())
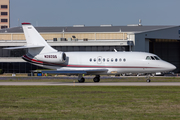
top-left (22, 23), bottom-right (57, 55)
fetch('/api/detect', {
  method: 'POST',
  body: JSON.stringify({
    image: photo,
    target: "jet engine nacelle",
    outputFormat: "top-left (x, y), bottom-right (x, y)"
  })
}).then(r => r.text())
top-left (35, 52), bottom-right (66, 63)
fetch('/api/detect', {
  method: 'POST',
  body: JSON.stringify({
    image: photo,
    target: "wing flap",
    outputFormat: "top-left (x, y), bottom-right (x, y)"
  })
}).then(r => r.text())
top-left (42, 70), bottom-right (87, 74)
top-left (85, 69), bottom-right (108, 74)
top-left (41, 69), bottom-right (108, 75)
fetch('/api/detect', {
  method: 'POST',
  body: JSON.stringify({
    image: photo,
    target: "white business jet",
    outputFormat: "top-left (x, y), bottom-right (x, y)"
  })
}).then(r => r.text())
top-left (5, 23), bottom-right (176, 83)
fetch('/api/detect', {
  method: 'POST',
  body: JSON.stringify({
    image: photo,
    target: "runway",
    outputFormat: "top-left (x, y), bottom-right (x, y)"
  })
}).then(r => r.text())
top-left (1, 82), bottom-right (180, 86)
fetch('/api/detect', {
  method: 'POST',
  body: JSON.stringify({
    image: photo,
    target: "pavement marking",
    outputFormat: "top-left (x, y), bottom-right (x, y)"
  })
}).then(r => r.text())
top-left (1, 82), bottom-right (180, 86)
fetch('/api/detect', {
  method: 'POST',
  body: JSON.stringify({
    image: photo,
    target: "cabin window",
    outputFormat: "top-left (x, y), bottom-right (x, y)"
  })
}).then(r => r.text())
top-left (119, 58), bottom-right (122, 62)
top-left (123, 58), bottom-right (126, 62)
top-left (146, 56), bottom-right (151, 60)
top-left (103, 58), bottom-right (105, 62)
top-left (111, 58), bottom-right (113, 62)
top-left (90, 58), bottom-right (92, 62)
top-left (98, 58), bottom-right (101, 62)
top-left (107, 58), bottom-right (109, 62)
top-left (94, 58), bottom-right (96, 62)
top-left (115, 58), bottom-right (118, 62)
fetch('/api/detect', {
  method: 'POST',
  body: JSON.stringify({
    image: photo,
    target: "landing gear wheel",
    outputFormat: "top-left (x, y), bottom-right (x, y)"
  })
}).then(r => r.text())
top-left (78, 77), bottom-right (85, 83)
top-left (93, 75), bottom-right (100, 82)
top-left (93, 77), bottom-right (100, 82)
top-left (146, 79), bottom-right (151, 83)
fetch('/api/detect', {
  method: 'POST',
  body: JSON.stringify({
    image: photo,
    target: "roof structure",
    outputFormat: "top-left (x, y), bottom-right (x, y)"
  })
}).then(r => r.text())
top-left (0, 25), bottom-right (174, 33)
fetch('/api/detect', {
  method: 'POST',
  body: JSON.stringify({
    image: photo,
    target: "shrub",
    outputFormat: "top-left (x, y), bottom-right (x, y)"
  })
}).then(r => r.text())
top-left (0, 69), bottom-right (4, 74)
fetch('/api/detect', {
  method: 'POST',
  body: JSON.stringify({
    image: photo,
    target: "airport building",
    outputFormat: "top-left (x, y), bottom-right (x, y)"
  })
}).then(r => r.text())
top-left (0, 24), bottom-right (180, 73)
top-left (0, 0), bottom-right (10, 29)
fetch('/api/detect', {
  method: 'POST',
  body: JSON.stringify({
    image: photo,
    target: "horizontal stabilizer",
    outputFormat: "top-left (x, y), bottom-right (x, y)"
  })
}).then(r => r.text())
top-left (3, 45), bottom-right (44, 50)
top-left (41, 69), bottom-right (108, 75)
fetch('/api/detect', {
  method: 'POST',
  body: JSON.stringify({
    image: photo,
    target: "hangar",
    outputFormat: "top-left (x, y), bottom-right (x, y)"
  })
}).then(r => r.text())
top-left (0, 24), bottom-right (180, 73)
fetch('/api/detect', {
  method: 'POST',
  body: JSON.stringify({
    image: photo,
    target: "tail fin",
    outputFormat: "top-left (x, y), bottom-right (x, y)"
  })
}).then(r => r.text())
top-left (22, 23), bottom-right (57, 55)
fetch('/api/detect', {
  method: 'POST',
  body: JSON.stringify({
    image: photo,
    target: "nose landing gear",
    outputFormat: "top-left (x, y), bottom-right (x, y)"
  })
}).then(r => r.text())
top-left (146, 74), bottom-right (151, 83)
top-left (146, 79), bottom-right (151, 83)
top-left (78, 74), bottom-right (85, 83)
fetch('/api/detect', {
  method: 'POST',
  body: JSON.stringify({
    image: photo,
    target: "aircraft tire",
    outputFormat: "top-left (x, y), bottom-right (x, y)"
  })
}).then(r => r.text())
top-left (146, 79), bottom-right (151, 83)
top-left (93, 77), bottom-right (100, 82)
top-left (78, 77), bottom-right (85, 83)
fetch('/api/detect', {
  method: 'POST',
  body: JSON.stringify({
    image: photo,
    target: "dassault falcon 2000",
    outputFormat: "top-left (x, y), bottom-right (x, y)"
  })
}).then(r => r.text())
top-left (5, 23), bottom-right (176, 83)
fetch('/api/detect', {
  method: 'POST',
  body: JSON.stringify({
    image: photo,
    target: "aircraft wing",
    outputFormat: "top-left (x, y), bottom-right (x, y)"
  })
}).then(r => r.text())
top-left (3, 45), bottom-right (44, 50)
top-left (41, 69), bottom-right (108, 74)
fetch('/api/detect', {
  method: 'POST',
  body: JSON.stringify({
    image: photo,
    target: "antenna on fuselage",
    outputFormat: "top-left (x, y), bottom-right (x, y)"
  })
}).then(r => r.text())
top-left (114, 49), bottom-right (117, 52)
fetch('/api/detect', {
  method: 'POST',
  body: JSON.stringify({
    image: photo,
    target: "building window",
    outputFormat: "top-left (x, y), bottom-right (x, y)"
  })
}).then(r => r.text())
top-left (1, 5), bottom-right (8, 8)
top-left (1, 26), bottom-right (8, 29)
top-left (1, 12), bottom-right (8, 15)
top-left (1, 19), bottom-right (8, 22)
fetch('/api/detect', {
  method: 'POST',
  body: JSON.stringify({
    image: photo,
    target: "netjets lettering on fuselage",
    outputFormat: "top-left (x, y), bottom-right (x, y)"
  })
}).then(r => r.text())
top-left (44, 55), bottom-right (57, 58)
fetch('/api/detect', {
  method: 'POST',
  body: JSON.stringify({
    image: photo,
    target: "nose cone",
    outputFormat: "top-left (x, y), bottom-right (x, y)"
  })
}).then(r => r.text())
top-left (171, 64), bottom-right (176, 71)
top-left (167, 63), bottom-right (176, 71)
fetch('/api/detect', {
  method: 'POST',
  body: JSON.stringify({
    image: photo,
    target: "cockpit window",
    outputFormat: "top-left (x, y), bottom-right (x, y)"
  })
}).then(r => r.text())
top-left (146, 56), bottom-right (161, 60)
top-left (146, 56), bottom-right (151, 60)
top-left (151, 56), bottom-right (155, 60)
top-left (154, 56), bottom-right (160, 60)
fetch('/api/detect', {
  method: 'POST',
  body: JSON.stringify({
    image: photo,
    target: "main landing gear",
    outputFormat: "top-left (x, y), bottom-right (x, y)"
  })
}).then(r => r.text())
top-left (78, 74), bottom-right (100, 83)
top-left (93, 75), bottom-right (100, 82)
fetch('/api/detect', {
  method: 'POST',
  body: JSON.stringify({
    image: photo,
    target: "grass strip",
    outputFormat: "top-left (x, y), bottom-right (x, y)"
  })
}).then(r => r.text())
top-left (0, 86), bottom-right (180, 119)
